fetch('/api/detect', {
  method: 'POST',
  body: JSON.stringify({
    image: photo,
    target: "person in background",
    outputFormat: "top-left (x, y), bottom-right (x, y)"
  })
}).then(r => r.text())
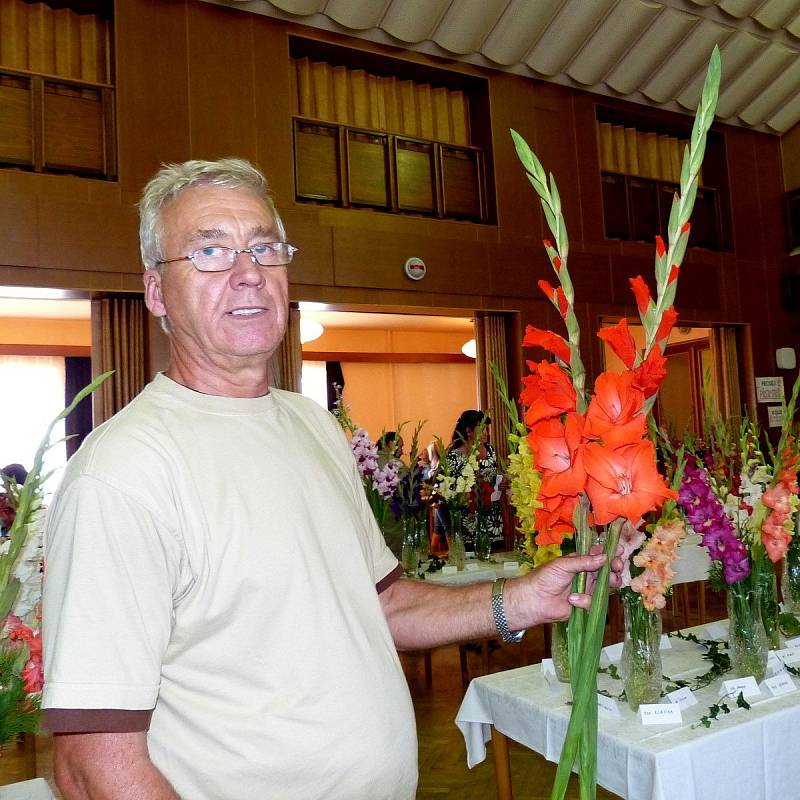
top-left (42, 158), bottom-right (622, 800)
top-left (446, 410), bottom-right (504, 549)
top-left (0, 463), bottom-right (28, 534)
top-left (379, 430), bottom-right (404, 462)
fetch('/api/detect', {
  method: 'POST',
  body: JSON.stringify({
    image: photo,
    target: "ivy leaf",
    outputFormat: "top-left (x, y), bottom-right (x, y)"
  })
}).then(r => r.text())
top-left (779, 612), bottom-right (800, 636)
top-left (736, 692), bottom-right (750, 710)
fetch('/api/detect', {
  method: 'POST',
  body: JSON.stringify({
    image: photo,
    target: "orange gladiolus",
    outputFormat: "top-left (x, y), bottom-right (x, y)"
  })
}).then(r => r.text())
top-left (534, 494), bottom-right (577, 545)
top-left (629, 275), bottom-right (651, 315)
top-left (583, 440), bottom-right (676, 525)
top-left (584, 372), bottom-right (646, 447)
top-left (529, 413), bottom-right (587, 498)
top-left (597, 319), bottom-right (637, 369)
top-left (523, 325), bottom-right (571, 364)
top-left (632, 347), bottom-right (668, 397)
top-left (656, 307), bottom-right (678, 343)
top-left (521, 361), bottom-right (577, 426)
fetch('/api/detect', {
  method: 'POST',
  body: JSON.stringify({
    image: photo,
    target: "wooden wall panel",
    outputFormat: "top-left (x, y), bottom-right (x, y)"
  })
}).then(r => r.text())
top-left (186, 5), bottom-right (257, 163)
top-left (115, 0), bottom-right (190, 194)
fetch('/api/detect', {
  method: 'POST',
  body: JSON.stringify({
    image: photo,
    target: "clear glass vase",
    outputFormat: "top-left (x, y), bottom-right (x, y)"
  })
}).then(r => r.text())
top-left (783, 536), bottom-right (800, 615)
top-left (621, 590), bottom-right (662, 711)
top-left (447, 508), bottom-right (466, 571)
top-left (474, 512), bottom-right (492, 561)
top-left (758, 562), bottom-right (781, 650)
top-left (400, 516), bottom-right (425, 576)
top-left (727, 581), bottom-right (768, 683)
top-left (550, 620), bottom-right (570, 683)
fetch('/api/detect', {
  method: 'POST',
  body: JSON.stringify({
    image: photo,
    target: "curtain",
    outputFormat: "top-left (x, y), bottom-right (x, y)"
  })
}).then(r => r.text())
top-left (91, 296), bottom-right (146, 425)
top-left (709, 327), bottom-right (741, 418)
top-left (475, 312), bottom-right (511, 466)
top-left (64, 356), bottom-right (92, 458)
top-left (268, 304), bottom-right (301, 392)
top-left (0, 355), bottom-right (66, 477)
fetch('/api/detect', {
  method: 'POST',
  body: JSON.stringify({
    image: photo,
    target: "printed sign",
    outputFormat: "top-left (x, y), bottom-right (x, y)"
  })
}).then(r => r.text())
top-left (720, 676), bottom-right (761, 699)
top-left (764, 671), bottom-right (798, 697)
top-left (665, 686), bottom-right (698, 710)
top-left (767, 406), bottom-right (784, 428)
top-left (755, 376), bottom-right (784, 403)
top-left (597, 694), bottom-right (621, 720)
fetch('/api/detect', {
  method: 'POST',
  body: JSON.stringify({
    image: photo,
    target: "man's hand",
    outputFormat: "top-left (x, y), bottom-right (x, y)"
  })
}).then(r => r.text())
top-left (503, 544), bottom-right (624, 631)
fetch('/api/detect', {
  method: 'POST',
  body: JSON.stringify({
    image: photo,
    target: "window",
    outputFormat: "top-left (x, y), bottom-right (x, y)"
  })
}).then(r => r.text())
top-left (0, 0), bottom-right (116, 179)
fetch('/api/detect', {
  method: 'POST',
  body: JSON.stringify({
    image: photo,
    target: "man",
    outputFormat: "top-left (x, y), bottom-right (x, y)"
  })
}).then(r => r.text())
top-left (42, 158), bottom-right (620, 799)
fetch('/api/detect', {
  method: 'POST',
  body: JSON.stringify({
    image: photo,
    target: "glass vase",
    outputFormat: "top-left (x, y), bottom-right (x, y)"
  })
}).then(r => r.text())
top-left (400, 516), bottom-right (424, 576)
top-left (727, 581), bottom-right (768, 683)
top-left (758, 562), bottom-right (781, 650)
top-left (474, 512), bottom-right (492, 561)
top-left (447, 508), bottom-right (466, 571)
top-left (783, 535), bottom-right (800, 615)
top-left (550, 620), bottom-right (570, 683)
top-left (620, 590), bottom-right (662, 711)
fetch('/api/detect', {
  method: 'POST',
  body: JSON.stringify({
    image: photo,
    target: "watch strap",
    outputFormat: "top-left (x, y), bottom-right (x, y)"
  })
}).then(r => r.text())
top-left (491, 577), bottom-right (525, 643)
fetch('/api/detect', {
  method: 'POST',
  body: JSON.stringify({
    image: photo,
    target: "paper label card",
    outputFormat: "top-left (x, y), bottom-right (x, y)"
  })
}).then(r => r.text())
top-left (464, 563), bottom-right (481, 572)
top-left (784, 636), bottom-right (800, 649)
top-left (503, 561), bottom-right (519, 572)
top-left (665, 686), bottom-right (698, 710)
top-left (659, 634), bottom-right (672, 650)
top-left (764, 672), bottom-right (798, 697)
top-left (441, 565), bottom-right (458, 575)
top-left (704, 621), bottom-right (728, 640)
top-left (640, 704), bottom-right (682, 725)
top-left (602, 642), bottom-right (624, 662)
top-left (541, 658), bottom-right (555, 677)
top-left (597, 694), bottom-right (621, 720)
top-left (775, 648), bottom-right (800, 664)
top-left (720, 676), bottom-right (761, 699)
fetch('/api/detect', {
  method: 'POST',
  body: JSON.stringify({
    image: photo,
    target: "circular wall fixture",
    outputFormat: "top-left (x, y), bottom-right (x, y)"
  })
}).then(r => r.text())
top-left (404, 257), bottom-right (426, 281)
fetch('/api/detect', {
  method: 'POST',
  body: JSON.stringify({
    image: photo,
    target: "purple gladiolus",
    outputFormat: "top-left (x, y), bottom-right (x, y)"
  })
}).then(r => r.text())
top-left (677, 457), bottom-right (750, 584)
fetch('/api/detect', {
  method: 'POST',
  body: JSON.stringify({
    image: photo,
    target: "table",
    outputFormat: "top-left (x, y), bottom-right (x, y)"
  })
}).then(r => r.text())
top-left (455, 622), bottom-right (800, 800)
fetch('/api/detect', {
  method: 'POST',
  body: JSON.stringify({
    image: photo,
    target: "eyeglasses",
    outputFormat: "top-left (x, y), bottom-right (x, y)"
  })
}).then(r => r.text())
top-left (156, 242), bottom-right (298, 272)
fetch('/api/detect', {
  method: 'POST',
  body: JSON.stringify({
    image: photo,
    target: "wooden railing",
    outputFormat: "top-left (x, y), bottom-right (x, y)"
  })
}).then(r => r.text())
top-left (293, 117), bottom-right (486, 222)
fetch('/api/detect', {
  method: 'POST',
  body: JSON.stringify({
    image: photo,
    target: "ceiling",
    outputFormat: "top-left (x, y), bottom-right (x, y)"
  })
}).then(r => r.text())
top-left (213, 0), bottom-right (800, 134)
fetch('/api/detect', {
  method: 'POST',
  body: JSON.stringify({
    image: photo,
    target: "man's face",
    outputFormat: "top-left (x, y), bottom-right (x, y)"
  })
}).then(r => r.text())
top-left (144, 185), bottom-right (289, 376)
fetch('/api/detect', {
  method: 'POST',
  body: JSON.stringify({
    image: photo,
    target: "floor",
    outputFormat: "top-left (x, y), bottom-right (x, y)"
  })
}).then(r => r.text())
top-left (2, 584), bottom-right (724, 799)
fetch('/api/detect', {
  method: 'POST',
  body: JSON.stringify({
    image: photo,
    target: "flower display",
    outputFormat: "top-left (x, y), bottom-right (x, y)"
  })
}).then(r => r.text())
top-left (510, 45), bottom-right (720, 800)
top-left (0, 371), bottom-right (110, 745)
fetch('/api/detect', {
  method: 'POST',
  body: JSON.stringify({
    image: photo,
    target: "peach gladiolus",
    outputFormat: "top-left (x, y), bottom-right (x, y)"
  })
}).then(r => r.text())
top-left (584, 440), bottom-right (677, 525)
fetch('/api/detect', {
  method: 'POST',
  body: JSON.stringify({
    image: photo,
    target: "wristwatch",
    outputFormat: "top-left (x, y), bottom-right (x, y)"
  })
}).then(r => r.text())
top-left (491, 577), bottom-right (525, 643)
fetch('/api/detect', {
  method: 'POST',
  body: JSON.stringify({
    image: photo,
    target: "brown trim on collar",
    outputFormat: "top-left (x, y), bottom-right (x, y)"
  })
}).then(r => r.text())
top-left (44, 708), bottom-right (153, 734)
top-left (375, 563), bottom-right (404, 594)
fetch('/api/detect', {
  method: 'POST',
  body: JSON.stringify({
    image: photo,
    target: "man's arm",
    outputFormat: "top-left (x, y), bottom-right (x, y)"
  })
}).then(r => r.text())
top-left (379, 551), bottom-right (617, 650)
top-left (54, 732), bottom-right (180, 800)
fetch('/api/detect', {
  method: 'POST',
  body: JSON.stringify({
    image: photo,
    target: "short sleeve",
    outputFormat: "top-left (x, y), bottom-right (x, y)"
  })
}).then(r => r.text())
top-left (42, 475), bottom-right (187, 711)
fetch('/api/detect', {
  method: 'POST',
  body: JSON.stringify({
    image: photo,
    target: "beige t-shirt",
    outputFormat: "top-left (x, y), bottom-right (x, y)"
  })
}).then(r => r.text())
top-left (43, 374), bottom-right (417, 799)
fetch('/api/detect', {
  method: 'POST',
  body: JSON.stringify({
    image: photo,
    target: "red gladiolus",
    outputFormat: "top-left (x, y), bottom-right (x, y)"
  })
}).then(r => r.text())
top-left (538, 279), bottom-right (557, 303)
top-left (584, 371), bottom-right (646, 447)
top-left (521, 361), bottom-right (577, 426)
top-left (597, 319), bottom-right (637, 369)
top-left (632, 348), bottom-right (668, 397)
top-left (584, 440), bottom-right (676, 524)
top-left (681, 222), bottom-right (691, 235)
top-left (553, 256), bottom-right (562, 271)
top-left (534, 494), bottom-right (577, 545)
top-left (523, 325), bottom-right (571, 363)
top-left (655, 236), bottom-right (666, 257)
top-left (556, 287), bottom-right (569, 318)
top-left (629, 275), bottom-right (651, 315)
top-left (529, 414), bottom-right (587, 498)
top-left (656, 307), bottom-right (678, 342)
top-left (668, 265), bottom-right (680, 284)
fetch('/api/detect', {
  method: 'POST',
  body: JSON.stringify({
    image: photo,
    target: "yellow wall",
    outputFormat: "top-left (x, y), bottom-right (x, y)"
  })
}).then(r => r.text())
top-left (341, 361), bottom-right (478, 455)
top-left (0, 317), bottom-right (91, 347)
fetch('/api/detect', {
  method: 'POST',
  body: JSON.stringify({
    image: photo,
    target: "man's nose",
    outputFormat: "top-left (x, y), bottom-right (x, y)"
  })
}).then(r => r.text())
top-left (228, 249), bottom-right (264, 286)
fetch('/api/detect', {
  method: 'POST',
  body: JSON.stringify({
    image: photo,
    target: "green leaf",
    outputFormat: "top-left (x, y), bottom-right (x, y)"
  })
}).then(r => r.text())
top-left (736, 692), bottom-right (751, 710)
top-left (779, 612), bottom-right (800, 636)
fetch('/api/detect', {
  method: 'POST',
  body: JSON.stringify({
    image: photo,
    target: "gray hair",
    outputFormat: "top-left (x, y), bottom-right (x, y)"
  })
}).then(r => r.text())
top-left (138, 158), bottom-right (286, 270)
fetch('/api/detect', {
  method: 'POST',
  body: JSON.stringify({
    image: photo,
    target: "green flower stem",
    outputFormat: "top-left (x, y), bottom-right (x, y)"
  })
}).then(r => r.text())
top-left (551, 520), bottom-right (622, 800)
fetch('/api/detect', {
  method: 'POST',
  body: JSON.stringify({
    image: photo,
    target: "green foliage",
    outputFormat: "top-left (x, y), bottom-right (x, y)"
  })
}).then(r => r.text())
top-left (0, 644), bottom-right (39, 742)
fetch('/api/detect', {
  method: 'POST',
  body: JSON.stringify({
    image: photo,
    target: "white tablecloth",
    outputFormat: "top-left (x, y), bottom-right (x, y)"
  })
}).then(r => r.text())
top-left (424, 554), bottom-right (522, 585)
top-left (455, 627), bottom-right (800, 800)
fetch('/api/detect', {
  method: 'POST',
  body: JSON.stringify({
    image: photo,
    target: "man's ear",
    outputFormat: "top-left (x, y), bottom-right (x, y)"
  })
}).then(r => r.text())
top-left (143, 269), bottom-right (166, 318)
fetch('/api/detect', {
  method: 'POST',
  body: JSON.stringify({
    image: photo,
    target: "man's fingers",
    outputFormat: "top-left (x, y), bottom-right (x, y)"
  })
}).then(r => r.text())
top-left (561, 553), bottom-right (606, 573)
top-left (568, 592), bottom-right (592, 610)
